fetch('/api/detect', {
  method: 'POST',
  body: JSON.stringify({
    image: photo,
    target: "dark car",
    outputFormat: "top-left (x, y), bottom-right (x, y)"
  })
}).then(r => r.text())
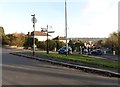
top-left (58, 46), bottom-right (72, 54)
top-left (91, 49), bottom-right (103, 55)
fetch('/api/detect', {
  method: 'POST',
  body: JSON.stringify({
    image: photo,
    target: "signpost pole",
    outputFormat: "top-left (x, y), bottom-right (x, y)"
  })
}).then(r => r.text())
top-left (41, 25), bottom-right (54, 54)
top-left (31, 14), bottom-right (37, 56)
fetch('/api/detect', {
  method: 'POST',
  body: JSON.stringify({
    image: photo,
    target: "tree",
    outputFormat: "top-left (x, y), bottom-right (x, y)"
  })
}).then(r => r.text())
top-left (53, 36), bottom-right (65, 51)
top-left (56, 41), bottom-right (65, 51)
top-left (105, 32), bottom-right (119, 54)
top-left (3, 34), bottom-right (16, 46)
top-left (15, 35), bottom-right (25, 47)
top-left (2, 35), bottom-right (10, 45)
top-left (24, 36), bottom-right (38, 48)
top-left (95, 40), bottom-right (105, 49)
top-left (68, 40), bottom-right (75, 52)
top-left (0, 26), bottom-right (5, 36)
top-left (37, 41), bottom-right (46, 50)
top-left (68, 40), bottom-right (84, 52)
top-left (46, 40), bottom-right (56, 51)
top-left (2, 33), bottom-right (26, 47)
top-left (75, 40), bottom-right (84, 52)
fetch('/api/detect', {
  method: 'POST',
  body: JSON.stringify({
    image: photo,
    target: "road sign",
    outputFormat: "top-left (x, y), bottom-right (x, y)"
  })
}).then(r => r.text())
top-left (31, 17), bottom-right (37, 23)
top-left (41, 28), bottom-right (48, 32)
top-left (48, 31), bottom-right (55, 33)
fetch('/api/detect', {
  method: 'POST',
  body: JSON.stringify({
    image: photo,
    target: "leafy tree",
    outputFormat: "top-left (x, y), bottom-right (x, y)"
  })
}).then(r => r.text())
top-left (53, 36), bottom-right (66, 51)
top-left (0, 26), bottom-right (5, 36)
top-left (105, 32), bottom-right (119, 54)
top-left (46, 40), bottom-right (56, 51)
top-left (3, 34), bottom-right (16, 46)
top-left (0, 26), bottom-right (4, 45)
top-left (2, 33), bottom-right (26, 47)
top-left (37, 41), bottom-right (46, 50)
top-left (37, 40), bottom-right (65, 51)
top-left (95, 40), bottom-right (105, 49)
top-left (2, 35), bottom-right (10, 45)
top-left (75, 40), bottom-right (84, 52)
top-left (24, 36), bottom-right (38, 48)
top-left (15, 35), bottom-right (25, 47)
top-left (68, 40), bottom-right (75, 52)
top-left (55, 41), bottom-right (65, 51)
top-left (68, 40), bottom-right (84, 52)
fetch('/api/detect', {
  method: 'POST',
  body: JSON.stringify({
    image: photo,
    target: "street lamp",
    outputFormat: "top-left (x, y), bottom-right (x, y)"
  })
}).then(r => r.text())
top-left (31, 14), bottom-right (37, 56)
top-left (41, 25), bottom-right (54, 54)
top-left (65, 0), bottom-right (68, 56)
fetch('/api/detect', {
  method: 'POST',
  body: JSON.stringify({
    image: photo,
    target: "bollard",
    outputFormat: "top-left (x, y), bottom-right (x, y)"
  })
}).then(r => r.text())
top-left (113, 51), bottom-right (116, 55)
top-left (104, 51), bottom-right (106, 54)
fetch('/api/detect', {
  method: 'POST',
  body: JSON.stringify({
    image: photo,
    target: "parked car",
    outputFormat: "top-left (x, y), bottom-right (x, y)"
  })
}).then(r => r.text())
top-left (83, 49), bottom-right (88, 55)
top-left (58, 46), bottom-right (72, 54)
top-left (91, 49), bottom-right (103, 55)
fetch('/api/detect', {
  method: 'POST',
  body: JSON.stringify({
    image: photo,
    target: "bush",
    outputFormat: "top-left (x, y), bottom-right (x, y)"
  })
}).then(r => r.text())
top-left (46, 40), bottom-right (57, 51)
top-left (24, 36), bottom-right (38, 48)
top-left (37, 41), bottom-right (46, 50)
top-left (56, 41), bottom-right (65, 51)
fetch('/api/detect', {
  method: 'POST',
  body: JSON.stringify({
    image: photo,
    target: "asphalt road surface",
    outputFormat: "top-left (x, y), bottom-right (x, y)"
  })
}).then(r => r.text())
top-left (2, 48), bottom-right (119, 85)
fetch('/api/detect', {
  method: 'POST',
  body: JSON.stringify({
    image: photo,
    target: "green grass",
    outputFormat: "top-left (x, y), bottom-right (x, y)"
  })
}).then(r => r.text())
top-left (35, 52), bottom-right (120, 68)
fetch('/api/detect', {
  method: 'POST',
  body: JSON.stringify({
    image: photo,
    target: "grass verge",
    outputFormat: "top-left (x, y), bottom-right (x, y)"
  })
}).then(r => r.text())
top-left (35, 52), bottom-right (120, 68)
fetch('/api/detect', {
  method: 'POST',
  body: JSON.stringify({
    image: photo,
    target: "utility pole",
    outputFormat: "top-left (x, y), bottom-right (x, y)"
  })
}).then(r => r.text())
top-left (65, 0), bottom-right (68, 56)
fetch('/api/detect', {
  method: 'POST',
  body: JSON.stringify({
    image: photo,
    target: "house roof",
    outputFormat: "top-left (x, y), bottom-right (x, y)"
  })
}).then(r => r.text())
top-left (30, 31), bottom-right (50, 36)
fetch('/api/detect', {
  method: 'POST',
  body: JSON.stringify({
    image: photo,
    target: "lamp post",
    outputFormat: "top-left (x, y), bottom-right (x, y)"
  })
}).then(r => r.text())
top-left (65, 0), bottom-right (68, 56)
top-left (46, 25), bottom-right (49, 54)
top-left (31, 14), bottom-right (37, 56)
top-left (41, 25), bottom-right (54, 54)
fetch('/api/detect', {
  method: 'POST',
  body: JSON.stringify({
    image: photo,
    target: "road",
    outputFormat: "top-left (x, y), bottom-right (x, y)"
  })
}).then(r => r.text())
top-left (2, 48), bottom-right (119, 85)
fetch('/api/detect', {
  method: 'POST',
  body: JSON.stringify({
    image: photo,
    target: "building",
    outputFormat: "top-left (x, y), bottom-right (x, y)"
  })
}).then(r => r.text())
top-left (27, 31), bottom-right (52, 41)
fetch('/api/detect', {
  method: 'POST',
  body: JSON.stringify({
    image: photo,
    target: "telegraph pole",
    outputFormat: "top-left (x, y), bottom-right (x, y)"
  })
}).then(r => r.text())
top-left (65, 0), bottom-right (68, 56)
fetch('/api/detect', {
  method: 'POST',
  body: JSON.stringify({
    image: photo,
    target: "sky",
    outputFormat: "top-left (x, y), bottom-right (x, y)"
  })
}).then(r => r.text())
top-left (0, 0), bottom-right (119, 38)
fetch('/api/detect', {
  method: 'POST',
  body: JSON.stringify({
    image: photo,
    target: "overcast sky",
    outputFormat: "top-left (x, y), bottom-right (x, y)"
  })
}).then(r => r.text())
top-left (0, 0), bottom-right (119, 38)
